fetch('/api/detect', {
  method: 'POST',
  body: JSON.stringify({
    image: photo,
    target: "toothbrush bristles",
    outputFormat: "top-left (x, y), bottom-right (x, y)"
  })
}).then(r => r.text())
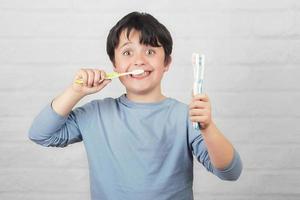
top-left (192, 53), bottom-right (200, 67)
top-left (131, 69), bottom-right (144, 75)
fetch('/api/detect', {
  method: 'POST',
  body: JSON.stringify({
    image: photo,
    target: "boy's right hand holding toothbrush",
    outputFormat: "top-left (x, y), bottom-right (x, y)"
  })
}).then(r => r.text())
top-left (72, 68), bottom-right (111, 96)
top-left (52, 68), bottom-right (111, 117)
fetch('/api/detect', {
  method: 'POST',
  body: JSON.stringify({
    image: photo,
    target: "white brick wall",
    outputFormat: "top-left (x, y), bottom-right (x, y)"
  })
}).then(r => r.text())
top-left (0, 0), bottom-right (299, 199)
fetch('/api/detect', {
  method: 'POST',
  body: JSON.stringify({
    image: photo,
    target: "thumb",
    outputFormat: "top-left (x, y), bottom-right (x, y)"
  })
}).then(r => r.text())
top-left (191, 90), bottom-right (196, 98)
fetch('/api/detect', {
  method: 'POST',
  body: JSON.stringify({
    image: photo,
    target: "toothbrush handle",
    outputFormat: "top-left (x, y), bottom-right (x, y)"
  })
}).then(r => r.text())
top-left (74, 77), bottom-right (108, 84)
top-left (193, 80), bottom-right (203, 130)
top-left (118, 72), bottom-right (131, 76)
top-left (75, 73), bottom-right (115, 84)
top-left (192, 54), bottom-right (205, 130)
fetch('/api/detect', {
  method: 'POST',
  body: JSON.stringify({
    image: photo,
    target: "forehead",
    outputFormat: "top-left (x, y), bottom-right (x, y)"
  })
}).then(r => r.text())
top-left (117, 28), bottom-right (162, 49)
top-left (118, 29), bottom-right (140, 44)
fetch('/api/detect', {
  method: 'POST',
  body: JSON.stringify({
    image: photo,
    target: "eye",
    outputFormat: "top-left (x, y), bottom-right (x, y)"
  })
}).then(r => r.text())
top-left (122, 50), bottom-right (132, 56)
top-left (146, 49), bottom-right (155, 55)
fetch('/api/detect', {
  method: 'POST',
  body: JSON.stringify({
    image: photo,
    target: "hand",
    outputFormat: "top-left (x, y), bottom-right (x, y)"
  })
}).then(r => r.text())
top-left (189, 94), bottom-right (212, 130)
top-left (71, 68), bottom-right (111, 96)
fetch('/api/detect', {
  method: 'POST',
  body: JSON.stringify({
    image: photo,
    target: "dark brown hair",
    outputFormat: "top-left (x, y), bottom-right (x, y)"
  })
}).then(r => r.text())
top-left (106, 12), bottom-right (173, 65)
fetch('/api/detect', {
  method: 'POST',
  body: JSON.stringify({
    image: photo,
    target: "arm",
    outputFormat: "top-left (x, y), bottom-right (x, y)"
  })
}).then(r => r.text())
top-left (52, 69), bottom-right (111, 116)
top-left (51, 86), bottom-right (85, 117)
top-left (201, 121), bottom-right (234, 170)
top-left (28, 69), bottom-right (111, 147)
top-left (189, 94), bottom-right (242, 180)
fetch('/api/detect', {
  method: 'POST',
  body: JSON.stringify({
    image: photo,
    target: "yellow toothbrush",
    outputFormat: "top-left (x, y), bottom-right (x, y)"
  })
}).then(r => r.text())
top-left (75, 69), bottom-right (144, 84)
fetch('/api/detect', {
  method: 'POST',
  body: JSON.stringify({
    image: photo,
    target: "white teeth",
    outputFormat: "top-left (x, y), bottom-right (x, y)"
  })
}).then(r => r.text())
top-left (132, 71), bottom-right (149, 78)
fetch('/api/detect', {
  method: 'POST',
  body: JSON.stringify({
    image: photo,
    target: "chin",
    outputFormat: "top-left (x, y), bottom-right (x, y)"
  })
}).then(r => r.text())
top-left (126, 85), bottom-right (155, 95)
top-left (121, 79), bottom-right (161, 96)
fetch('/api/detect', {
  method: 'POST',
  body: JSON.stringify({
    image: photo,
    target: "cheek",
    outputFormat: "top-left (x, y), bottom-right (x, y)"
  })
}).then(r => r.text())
top-left (114, 54), bottom-right (125, 66)
top-left (114, 60), bottom-right (127, 72)
top-left (152, 67), bottom-right (166, 80)
top-left (116, 61), bottom-right (131, 72)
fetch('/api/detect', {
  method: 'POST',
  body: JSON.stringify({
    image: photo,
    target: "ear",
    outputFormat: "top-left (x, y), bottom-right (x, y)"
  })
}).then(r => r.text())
top-left (163, 56), bottom-right (172, 72)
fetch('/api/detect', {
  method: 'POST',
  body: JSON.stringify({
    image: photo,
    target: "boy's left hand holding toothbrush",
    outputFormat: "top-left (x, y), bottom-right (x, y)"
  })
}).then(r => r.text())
top-left (189, 94), bottom-right (235, 170)
top-left (189, 94), bottom-right (212, 131)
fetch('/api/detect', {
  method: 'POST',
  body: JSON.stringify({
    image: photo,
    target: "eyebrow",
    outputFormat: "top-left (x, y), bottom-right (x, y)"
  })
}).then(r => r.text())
top-left (119, 41), bottom-right (132, 49)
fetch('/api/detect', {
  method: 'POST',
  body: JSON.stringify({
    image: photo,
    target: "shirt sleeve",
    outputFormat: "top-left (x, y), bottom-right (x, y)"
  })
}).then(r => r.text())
top-left (188, 120), bottom-right (243, 181)
top-left (28, 100), bottom-right (92, 147)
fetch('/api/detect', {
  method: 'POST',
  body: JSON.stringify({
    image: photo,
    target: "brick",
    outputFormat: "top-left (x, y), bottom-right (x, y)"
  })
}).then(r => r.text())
top-left (0, 117), bottom-right (33, 141)
top-left (215, 118), bottom-right (300, 145)
top-left (0, 64), bottom-right (116, 92)
top-left (71, 0), bottom-right (293, 13)
top-left (0, 168), bottom-right (89, 192)
top-left (72, 1), bottom-right (221, 13)
top-left (210, 91), bottom-right (300, 118)
top-left (216, 0), bottom-right (293, 11)
top-left (173, 38), bottom-right (292, 66)
top-left (159, 12), bottom-right (253, 38)
top-left (0, 142), bottom-right (88, 168)
top-left (0, 12), bottom-right (114, 38)
top-left (0, 89), bottom-right (124, 118)
top-left (288, 39), bottom-right (300, 63)
top-left (193, 194), bottom-right (300, 200)
top-left (0, 39), bottom-right (107, 64)
top-left (238, 144), bottom-right (300, 169)
top-left (0, 0), bottom-right (72, 11)
top-left (163, 64), bottom-right (299, 93)
top-left (0, 193), bottom-right (89, 200)
top-left (193, 166), bottom-right (300, 195)
top-left (252, 11), bottom-right (294, 36)
top-left (291, 11), bottom-right (300, 36)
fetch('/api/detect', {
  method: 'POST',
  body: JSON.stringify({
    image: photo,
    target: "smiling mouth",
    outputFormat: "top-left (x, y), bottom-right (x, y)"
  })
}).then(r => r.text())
top-left (130, 71), bottom-right (151, 79)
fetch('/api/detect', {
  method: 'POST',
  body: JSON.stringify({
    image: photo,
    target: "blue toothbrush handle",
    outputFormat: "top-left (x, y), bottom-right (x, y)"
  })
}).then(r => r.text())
top-left (193, 80), bottom-right (203, 130)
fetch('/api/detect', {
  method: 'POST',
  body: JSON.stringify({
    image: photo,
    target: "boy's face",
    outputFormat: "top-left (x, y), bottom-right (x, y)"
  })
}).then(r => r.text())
top-left (113, 29), bottom-right (171, 96)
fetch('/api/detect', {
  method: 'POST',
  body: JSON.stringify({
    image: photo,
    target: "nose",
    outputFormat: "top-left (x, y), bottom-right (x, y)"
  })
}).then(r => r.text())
top-left (134, 52), bottom-right (146, 67)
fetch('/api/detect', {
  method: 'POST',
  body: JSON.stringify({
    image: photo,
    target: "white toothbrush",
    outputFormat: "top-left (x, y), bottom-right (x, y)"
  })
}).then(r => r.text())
top-left (75, 69), bottom-right (144, 84)
top-left (192, 53), bottom-right (205, 130)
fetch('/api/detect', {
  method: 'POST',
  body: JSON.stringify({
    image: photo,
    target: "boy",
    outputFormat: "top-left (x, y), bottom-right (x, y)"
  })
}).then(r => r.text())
top-left (29, 12), bottom-right (242, 200)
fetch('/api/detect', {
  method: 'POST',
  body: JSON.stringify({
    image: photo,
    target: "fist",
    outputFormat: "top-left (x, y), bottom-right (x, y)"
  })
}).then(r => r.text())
top-left (72, 68), bottom-right (111, 96)
top-left (189, 94), bottom-right (212, 130)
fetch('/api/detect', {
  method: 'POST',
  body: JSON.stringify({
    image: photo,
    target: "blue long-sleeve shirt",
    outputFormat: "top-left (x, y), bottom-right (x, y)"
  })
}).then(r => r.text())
top-left (28, 94), bottom-right (242, 200)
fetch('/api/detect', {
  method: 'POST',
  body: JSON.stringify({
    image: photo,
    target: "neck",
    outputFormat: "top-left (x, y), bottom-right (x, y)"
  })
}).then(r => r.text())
top-left (126, 86), bottom-right (166, 103)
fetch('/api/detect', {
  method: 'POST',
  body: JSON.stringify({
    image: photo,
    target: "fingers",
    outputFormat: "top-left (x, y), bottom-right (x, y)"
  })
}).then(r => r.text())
top-left (76, 69), bottom-right (88, 86)
top-left (76, 68), bottom-right (107, 87)
top-left (190, 116), bottom-right (211, 127)
top-left (189, 108), bottom-right (210, 116)
top-left (100, 71), bottom-right (107, 83)
top-left (86, 69), bottom-right (95, 87)
top-left (190, 115), bottom-right (210, 124)
top-left (95, 79), bottom-right (111, 91)
top-left (93, 69), bottom-right (106, 87)
top-left (189, 100), bottom-right (210, 110)
top-left (189, 94), bottom-right (212, 127)
top-left (93, 69), bottom-right (101, 87)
